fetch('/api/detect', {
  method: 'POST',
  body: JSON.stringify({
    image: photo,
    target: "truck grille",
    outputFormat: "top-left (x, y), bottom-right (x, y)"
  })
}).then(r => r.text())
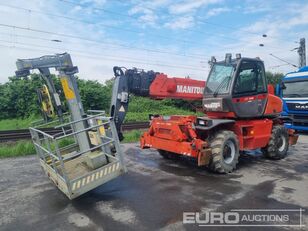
top-left (286, 102), bottom-right (308, 111)
top-left (293, 115), bottom-right (308, 121)
top-left (292, 114), bottom-right (308, 127)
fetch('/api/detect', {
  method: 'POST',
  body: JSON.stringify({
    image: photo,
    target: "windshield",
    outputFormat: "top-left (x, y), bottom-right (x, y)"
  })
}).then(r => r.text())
top-left (282, 80), bottom-right (308, 98)
top-left (205, 64), bottom-right (234, 95)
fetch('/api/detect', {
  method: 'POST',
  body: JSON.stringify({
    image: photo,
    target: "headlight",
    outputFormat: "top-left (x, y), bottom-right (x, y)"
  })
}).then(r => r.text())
top-left (199, 120), bottom-right (206, 125)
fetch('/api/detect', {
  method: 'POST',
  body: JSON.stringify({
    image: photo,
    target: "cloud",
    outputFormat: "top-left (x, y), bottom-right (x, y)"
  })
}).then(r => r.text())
top-left (80, 0), bottom-right (106, 7)
top-left (0, 0), bottom-right (307, 85)
top-left (242, 4), bottom-right (308, 34)
top-left (0, 0), bottom-right (208, 84)
top-left (164, 15), bottom-right (194, 29)
top-left (242, 5), bottom-right (271, 14)
top-left (217, 4), bottom-right (308, 74)
top-left (128, 5), bottom-right (158, 26)
top-left (128, 0), bottom-right (171, 27)
top-left (164, 1), bottom-right (224, 30)
top-left (205, 7), bottom-right (231, 18)
top-left (129, 0), bottom-right (225, 28)
top-left (168, 0), bottom-right (221, 14)
top-left (281, 5), bottom-right (308, 29)
top-left (70, 5), bottom-right (83, 13)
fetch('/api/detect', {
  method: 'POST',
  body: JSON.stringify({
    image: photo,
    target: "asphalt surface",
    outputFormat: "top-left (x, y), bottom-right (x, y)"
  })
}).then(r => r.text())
top-left (0, 136), bottom-right (307, 231)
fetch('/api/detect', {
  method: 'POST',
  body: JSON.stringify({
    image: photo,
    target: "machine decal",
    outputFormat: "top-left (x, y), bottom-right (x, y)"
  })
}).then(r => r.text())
top-left (204, 102), bottom-right (221, 109)
top-left (119, 105), bottom-right (125, 112)
top-left (60, 77), bottom-right (76, 100)
top-left (176, 85), bottom-right (204, 94)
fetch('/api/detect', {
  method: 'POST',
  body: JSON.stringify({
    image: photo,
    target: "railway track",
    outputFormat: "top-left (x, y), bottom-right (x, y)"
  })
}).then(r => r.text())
top-left (0, 122), bottom-right (149, 142)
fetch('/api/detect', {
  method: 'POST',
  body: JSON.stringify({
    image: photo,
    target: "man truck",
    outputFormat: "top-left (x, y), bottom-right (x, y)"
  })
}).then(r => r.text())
top-left (276, 66), bottom-right (308, 131)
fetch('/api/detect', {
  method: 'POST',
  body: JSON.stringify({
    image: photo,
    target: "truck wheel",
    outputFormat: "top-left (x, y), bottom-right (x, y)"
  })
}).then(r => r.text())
top-left (263, 125), bottom-right (289, 160)
top-left (209, 130), bottom-right (239, 173)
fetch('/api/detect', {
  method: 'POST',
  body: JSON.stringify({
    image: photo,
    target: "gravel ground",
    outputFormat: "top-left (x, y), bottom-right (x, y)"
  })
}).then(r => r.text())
top-left (0, 136), bottom-right (307, 231)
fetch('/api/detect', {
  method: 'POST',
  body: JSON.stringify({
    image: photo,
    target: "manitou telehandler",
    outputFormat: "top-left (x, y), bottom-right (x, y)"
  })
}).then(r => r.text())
top-left (111, 53), bottom-right (298, 173)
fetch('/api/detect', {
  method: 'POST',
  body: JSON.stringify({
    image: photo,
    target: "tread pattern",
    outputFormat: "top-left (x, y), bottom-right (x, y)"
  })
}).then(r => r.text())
top-left (209, 130), bottom-right (239, 173)
top-left (263, 125), bottom-right (289, 160)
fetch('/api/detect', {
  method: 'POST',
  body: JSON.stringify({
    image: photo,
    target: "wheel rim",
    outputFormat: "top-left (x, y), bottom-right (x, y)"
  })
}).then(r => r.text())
top-left (223, 140), bottom-right (236, 164)
top-left (278, 135), bottom-right (287, 152)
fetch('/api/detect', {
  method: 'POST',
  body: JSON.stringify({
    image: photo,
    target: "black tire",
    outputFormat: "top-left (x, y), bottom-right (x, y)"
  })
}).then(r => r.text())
top-left (158, 150), bottom-right (176, 159)
top-left (263, 125), bottom-right (289, 160)
top-left (209, 130), bottom-right (240, 173)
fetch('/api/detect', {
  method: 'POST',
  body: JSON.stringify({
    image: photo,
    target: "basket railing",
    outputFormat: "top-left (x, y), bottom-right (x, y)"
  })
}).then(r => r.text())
top-left (29, 111), bottom-right (125, 187)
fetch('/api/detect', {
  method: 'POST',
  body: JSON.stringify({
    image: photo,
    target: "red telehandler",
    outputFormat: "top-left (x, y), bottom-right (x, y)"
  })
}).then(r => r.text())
top-left (111, 54), bottom-right (298, 173)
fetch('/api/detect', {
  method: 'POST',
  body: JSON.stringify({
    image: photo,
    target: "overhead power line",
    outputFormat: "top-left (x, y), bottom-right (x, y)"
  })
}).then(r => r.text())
top-left (62, 0), bottom-right (260, 38)
top-left (0, 31), bottom-right (209, 61)
top-left (0, 31), bottom-right (60, 42)
top-left (269, 53), bottom-right (298, 68)
top-left (0, 23), bottom-right (211, 60)
top-left (0, 3), bottom-right (297, 73)
top-left (113, 0), bottom-right (239, 32)
top-left (60, 0), bottom-right (294, 48)
top-left (0, 40), bottom-right (208, 72)
top-left (0, 2), bottom-right (291, 53)
top-left (267, 63), bottom-right (290, 69)
top-left (0, 3), bottom-right (191, 44)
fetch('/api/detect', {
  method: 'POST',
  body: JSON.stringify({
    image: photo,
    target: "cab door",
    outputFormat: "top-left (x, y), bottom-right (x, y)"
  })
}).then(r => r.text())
top-left (232, 60), bottom-right (267, 118)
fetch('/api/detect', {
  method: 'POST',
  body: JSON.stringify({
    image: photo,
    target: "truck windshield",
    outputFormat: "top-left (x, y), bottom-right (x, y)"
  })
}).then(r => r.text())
top-left (282, 80), bottom-right (308, 98)
top-left (205, 64), bottom-right (234, 94)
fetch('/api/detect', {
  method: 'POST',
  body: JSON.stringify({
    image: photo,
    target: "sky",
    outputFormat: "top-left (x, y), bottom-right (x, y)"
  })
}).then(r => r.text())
top-left (0, 0), bottom-right (307, 83)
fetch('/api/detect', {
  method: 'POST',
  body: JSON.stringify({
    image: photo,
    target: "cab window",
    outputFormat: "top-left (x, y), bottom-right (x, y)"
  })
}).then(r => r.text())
top-left (233, 61), bottom-right (266, 95)
top-left (256, 63), bottom-right (266, 93)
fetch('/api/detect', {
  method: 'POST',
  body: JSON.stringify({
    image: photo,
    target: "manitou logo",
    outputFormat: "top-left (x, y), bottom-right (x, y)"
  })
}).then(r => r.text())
top-left (204, 102), bottom-right (221, 109)
top-left (176, 85), bottom-right (204, 94)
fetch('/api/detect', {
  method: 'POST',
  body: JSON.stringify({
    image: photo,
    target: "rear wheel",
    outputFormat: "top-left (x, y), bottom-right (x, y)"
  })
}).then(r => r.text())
top-left (209, 130), bottom-right (240, 173)
top-left (263, 125), bottom-right (289, 160)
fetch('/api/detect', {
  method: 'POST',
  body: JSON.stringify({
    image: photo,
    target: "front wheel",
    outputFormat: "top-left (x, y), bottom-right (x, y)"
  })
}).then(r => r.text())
top-left (263, 125), bottom-right (289, 160)
top-left (209, 130), bottom-right (240, 173)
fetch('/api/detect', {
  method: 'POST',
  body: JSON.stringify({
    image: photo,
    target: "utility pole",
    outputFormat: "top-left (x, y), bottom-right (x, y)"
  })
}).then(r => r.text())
top-left (298, 38), bottom-right (306, 68)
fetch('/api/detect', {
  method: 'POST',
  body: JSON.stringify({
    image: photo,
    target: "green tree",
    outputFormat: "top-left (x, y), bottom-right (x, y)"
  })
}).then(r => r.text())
top-left (0, 70), bottom-right (284, 121)
top-left (0, 74), bottom-right (114, 119)
top-left (266, 72), bottom-right (284, 85)
top-left (0, 74), bottom-right (44, 119)
top-left (77, 78), bottom-right (113, 112)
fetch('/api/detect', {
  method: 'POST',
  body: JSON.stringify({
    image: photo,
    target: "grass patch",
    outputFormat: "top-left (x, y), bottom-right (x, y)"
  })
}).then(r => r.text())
top-left (0, 138), bottom-right (75, 158)
top-left (58, 138), bottom-right (75, 147)
top-left (0, 130), bottom-right (142, 158)
top-left (124, 96), bottom-right (200, 122)
top-left (0, 141), bottom-right (36, 158)
top-left (0, 96), bottom-right (201, 130)
top-left (0, 115), bottom-right (39, 130)
top-left (122, 130), bottom-right (145, 143)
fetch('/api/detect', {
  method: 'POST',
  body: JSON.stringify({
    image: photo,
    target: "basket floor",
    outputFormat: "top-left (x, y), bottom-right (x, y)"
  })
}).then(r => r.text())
top-left (57, 151), bottom-right (106, 180)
